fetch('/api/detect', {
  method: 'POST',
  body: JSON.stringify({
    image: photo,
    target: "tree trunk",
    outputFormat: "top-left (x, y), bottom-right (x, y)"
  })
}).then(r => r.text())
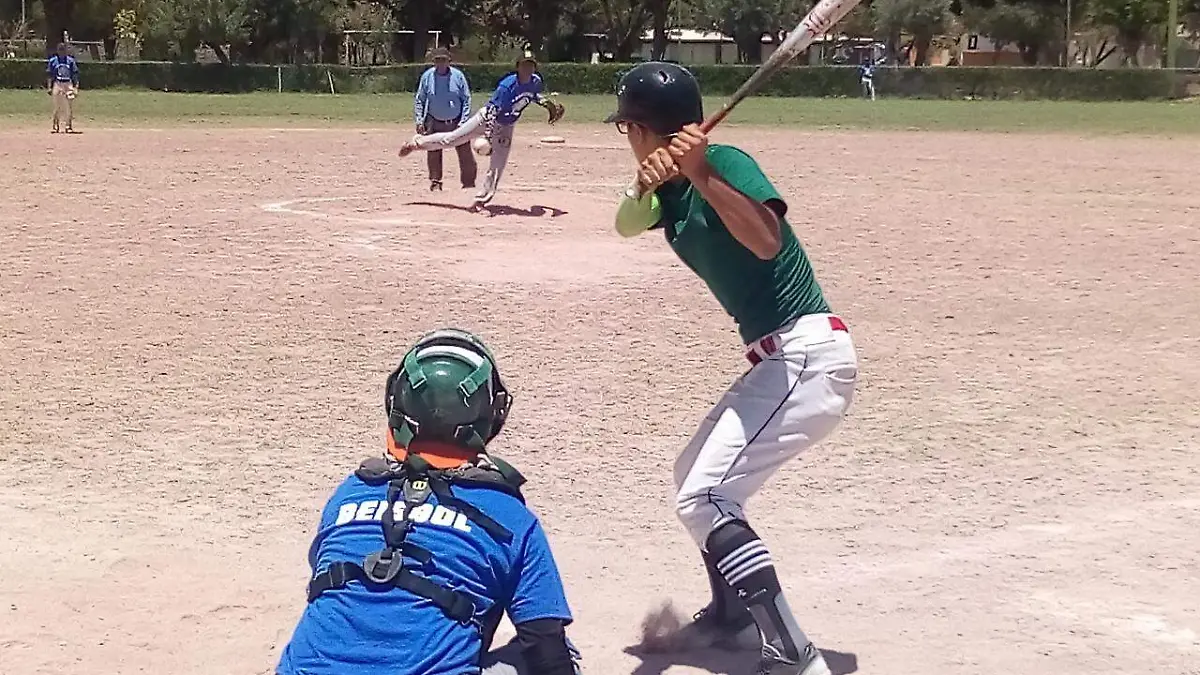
top-left (913, 35), bottom-right (932, 65)
top-left (43, 0), bottom-right (74, 48)
top-left (205, 41), bottom-right (230, 65)
top-left (1018, 41), bottom-right (1038, 65)
top-left (1119, 33), bottom-right (1141, 66)
top-left (735, 30), bottom-right (763, 63)
top-left (409, 0), bottom-right (431, 61)
top-left (651, 0), bottom-right (670, 60)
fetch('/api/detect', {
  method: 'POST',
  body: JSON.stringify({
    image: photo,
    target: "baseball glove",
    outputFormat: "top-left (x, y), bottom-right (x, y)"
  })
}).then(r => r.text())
top-left (545, 100), bottom-right (565, 125)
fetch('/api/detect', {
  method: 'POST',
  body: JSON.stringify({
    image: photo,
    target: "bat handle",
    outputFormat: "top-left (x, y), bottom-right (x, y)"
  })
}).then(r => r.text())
top-left (624, 109), bottom-right (730, 201)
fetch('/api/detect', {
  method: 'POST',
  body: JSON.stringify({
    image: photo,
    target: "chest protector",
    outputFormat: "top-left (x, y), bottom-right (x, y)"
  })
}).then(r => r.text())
top-left (306, 453), bottom-right (526, 626)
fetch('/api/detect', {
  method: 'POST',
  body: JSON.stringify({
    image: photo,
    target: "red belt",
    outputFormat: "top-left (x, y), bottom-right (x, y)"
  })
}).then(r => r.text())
top-left (746, 316), bottom-right (848, 366)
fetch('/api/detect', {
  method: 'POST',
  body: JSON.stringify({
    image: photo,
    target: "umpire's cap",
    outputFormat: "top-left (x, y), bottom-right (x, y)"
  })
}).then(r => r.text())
top-left (605, 61), bottom-right (703, 137)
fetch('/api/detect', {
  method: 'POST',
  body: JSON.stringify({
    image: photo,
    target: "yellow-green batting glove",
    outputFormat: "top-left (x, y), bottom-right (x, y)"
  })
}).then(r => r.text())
top-left (614, 192), bottom-right (662, 238)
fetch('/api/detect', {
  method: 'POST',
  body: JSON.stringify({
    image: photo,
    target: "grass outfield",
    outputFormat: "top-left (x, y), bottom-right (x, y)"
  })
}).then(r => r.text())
top-left (2, 89), bottom-right (1199, 134)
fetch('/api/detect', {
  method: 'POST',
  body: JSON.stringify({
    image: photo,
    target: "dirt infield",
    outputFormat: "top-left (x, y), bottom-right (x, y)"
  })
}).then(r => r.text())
top-left (2, 121), bottom-right (1199, 675)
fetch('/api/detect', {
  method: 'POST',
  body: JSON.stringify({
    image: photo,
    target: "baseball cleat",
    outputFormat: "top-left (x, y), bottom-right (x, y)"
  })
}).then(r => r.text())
top-left (754, 643), bottom-right (830, 675)
top-left (674, 605), bottom-right (760, 651)
top-left (430, 180), bottom-right (443, 191)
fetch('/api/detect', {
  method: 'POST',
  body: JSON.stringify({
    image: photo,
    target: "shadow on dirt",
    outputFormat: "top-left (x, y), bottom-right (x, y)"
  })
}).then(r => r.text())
top-left (405, 201), bottom-right (568, 218)
top-left (621, 644), bottom-right (858, 675)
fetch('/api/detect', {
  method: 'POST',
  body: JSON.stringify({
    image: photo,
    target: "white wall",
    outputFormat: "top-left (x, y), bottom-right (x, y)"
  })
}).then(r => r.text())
top-left (638, 41), bottom-right (739, 64)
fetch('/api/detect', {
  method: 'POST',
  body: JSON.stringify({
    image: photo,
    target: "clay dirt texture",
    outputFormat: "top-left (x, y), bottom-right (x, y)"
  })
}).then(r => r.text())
top-left (2, 121), bottom-right (1199, 675)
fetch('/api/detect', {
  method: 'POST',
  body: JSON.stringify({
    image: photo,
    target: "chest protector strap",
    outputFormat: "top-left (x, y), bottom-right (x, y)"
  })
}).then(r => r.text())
top-left (305, 454), bottom-right (523, 625)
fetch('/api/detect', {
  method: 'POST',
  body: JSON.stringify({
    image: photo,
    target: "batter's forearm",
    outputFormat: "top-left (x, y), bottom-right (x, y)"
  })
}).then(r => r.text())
top-left (691, 166), bottom-right (782, 259)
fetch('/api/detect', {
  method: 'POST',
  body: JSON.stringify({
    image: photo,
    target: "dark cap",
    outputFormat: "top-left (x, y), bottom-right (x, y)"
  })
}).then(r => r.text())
top-left (430, 47), bottom-right (451, 61)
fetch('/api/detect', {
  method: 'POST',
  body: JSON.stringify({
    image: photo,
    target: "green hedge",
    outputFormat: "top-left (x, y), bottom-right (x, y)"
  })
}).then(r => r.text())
top-left (0, 59), bottom-right (1187, 100)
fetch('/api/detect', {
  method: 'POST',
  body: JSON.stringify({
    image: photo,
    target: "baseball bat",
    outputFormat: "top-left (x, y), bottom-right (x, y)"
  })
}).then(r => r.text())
top-left (624, 0), bottom-right (865, 200)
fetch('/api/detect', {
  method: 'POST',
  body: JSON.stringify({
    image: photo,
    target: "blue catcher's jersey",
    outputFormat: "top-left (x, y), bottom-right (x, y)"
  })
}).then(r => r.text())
top-left (487, 72), bottom-right (544, 126)
top-left (276, 471), bottom-right (573, 675)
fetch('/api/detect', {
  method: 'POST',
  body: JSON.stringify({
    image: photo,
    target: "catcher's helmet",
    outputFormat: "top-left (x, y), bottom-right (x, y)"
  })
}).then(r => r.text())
top-left (604, 61), bottom-right (703, 137)
top-left (385, 328), bottom-right (512, 455)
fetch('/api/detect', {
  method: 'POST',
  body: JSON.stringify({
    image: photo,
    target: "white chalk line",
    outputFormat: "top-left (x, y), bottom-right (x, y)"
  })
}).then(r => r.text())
top-left (262, 196), bottom-right (447, 228)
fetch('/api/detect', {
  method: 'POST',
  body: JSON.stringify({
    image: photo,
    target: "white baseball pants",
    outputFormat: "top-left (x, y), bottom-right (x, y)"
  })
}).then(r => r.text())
top-left (674, 313), bottom-right (858, 546)
top-left (51, 81), bottom-right (76, 129)
top-left (412, 106), bottom-right (514, 204)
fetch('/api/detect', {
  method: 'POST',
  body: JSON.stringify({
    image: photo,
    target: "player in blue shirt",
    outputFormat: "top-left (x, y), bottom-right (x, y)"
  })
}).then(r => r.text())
top-left (276, 328), bottom-right (582, 675)
top-left (857, 59), bottom-right (875, 100)
top-left (45, 42), bottom-right (80, 133)
top-left (398, 51), bottom-right (565, 209)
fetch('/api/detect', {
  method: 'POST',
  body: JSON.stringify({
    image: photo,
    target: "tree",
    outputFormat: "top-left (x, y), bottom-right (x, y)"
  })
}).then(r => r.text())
top-left (648, 0), bottom-right (670, 59)
top-left (872, 0), bottom-right (952, 64)
top-left (141, 0), bottom-right (249, 63)
top-left (597, 0), bottom-right (650, 60)
top-left (43, 0), bottom-right (76, 44)
top-left (1088, 0), bottom-right (1166, 65)
top-left (682, 0), bottom-right (806, 63)
top-left (962, 0), bottom-right (1060, 64)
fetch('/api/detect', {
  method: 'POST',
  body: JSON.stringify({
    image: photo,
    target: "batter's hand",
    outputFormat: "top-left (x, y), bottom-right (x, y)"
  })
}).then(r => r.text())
top-left (635, 148), bottom-right (680, 194)
top-left (667, 124), bottom-right (709, 181)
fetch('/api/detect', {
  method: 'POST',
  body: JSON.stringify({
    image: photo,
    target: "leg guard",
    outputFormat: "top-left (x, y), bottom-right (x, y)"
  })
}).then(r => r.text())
top-left (701, 546), bottom-right (752, 625)
top-left (705, 519), bottom-right (811, 664)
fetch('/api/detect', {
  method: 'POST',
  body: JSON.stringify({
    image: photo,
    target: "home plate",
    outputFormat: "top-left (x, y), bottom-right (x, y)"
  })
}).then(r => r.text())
top-left (540, 136), bottom-right (566, 144)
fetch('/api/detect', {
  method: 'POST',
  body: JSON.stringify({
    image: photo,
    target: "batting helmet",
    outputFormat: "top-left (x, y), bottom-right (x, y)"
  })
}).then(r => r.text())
top-left (605, 61), bottom-right (703, 137)
top-left (385, 328), bottom-right (512, 456)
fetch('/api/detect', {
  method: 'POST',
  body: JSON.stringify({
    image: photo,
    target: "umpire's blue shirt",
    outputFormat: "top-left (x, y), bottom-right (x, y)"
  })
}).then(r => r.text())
top-left (276, 472), bottom-right (573, 675)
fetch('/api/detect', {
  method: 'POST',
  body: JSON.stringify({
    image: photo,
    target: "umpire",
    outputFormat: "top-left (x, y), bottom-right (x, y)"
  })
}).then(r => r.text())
top-left (414, 48), bottom-right (477, 191)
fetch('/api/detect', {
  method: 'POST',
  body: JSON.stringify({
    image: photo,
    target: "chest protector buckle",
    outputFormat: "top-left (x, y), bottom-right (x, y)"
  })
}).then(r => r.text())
top-left (306, 454), bottom-right (524, 625)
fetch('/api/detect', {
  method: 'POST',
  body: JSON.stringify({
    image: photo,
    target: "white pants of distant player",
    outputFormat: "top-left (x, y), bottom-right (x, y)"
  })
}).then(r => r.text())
top-left (861, 77), bottom-right (876, 101)
top-left (411, 106), bottom-right (513, 205)
top-left (674, 313), bottom-right (858, 546)
top-left (51, 80), bottom-right (76, 131)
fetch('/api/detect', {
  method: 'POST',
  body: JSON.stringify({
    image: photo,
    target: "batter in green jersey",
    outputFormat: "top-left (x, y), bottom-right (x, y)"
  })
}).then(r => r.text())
top-left (653, 143), bottom-right (829, 344)
top-left (607, 62), bottom-right (859, 675)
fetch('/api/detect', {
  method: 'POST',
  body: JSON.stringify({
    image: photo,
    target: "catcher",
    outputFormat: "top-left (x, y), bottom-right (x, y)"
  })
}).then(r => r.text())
top-left (399, 51), bottom-right (564, 209)
top-left (276, 328), bottom-right (582, 675)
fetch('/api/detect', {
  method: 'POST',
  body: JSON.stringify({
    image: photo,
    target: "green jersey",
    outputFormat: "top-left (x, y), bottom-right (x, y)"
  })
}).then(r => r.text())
top-left (653, 144), bottom-right (830, 344)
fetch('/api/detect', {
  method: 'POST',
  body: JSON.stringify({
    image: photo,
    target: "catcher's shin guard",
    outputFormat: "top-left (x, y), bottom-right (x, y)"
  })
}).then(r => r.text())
top-left (706, 520), bottom-right (812, 663)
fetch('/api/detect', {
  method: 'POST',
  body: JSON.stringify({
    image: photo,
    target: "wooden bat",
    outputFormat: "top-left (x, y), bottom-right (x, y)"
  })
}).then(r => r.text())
top-left (624, 0), bottom-right (865, 200)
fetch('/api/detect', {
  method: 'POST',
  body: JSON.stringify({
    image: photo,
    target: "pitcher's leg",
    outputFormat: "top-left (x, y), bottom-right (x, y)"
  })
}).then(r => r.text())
top-left (475, 123), bottom-right (513, 206)
top-left (419, 110), bottom-right (483, 150)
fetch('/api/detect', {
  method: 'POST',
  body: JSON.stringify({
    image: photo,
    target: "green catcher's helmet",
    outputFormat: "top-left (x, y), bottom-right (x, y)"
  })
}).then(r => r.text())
top-left (384, 328), bottom-right (512, 453)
